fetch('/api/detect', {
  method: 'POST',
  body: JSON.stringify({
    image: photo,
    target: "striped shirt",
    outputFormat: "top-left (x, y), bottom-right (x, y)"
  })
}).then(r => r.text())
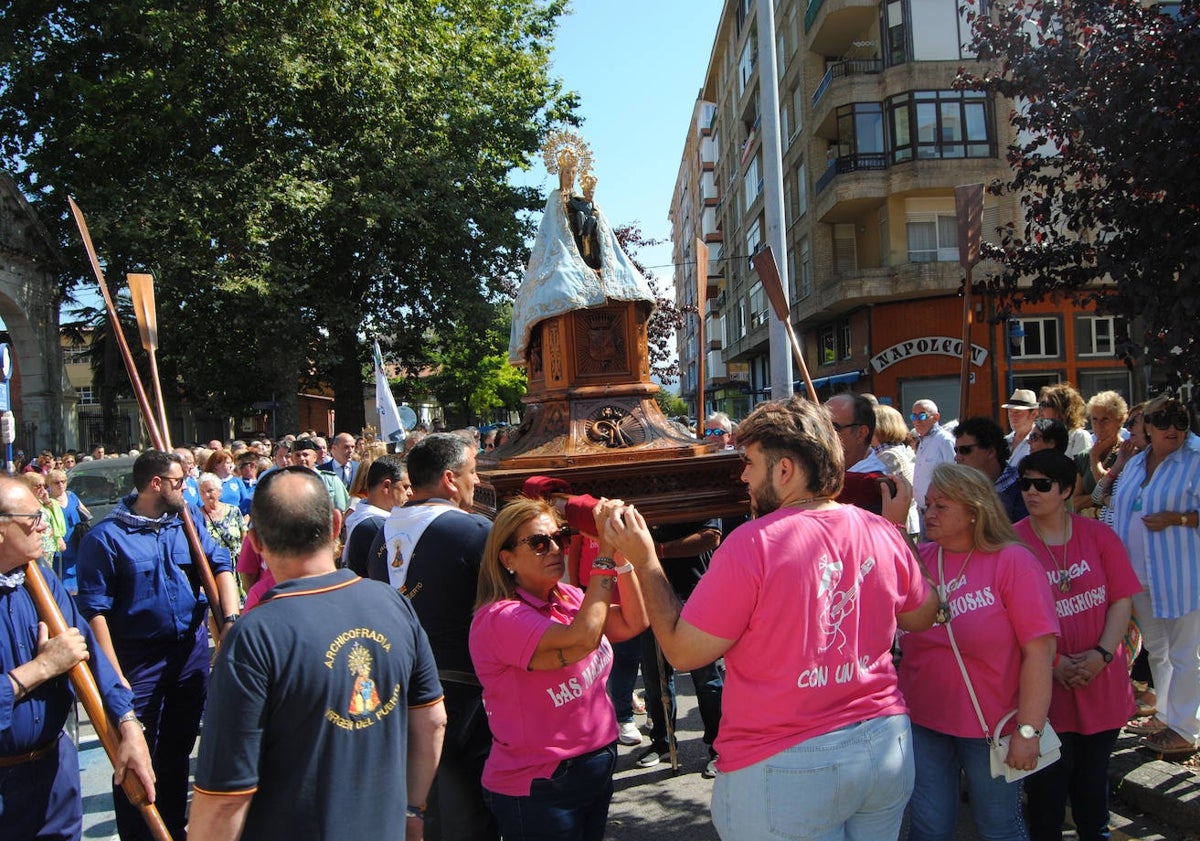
top-left (1111, 445), bottom-right (1200, 619)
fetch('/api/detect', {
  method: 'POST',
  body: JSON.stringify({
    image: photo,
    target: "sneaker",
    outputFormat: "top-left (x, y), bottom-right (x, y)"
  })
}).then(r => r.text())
top-left (618, 721), bottom-right (643, 746)
top-left (635, 742), bottom-right (670, 768)
top-left (1127, 715), bottom-right (1168, 735)
top-left (702, 757), bottom-right (718, 779)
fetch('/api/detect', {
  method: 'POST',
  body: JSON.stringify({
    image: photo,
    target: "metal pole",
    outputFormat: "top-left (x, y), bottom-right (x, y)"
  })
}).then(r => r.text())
top-left (756, 0), bottom-right (794, 400)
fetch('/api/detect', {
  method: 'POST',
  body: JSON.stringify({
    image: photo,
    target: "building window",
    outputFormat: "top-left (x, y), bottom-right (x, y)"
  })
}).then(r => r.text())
top-left (887, 90), bottom-right (994, 163)
top-left (907, 213), bottom-right (958, 262)
top-left (738, 33), bottom-right (757, 93)
top-left (1076, 315), bottom-right (1124, 357)
top-left (1014, 317), bottom-right (1061, 359)
top-left (834, 224), bottom-right (857, 272)
top-left (64, 345), bottom-right (91, 364)
top-left (743, 155), bottom-right (762, 212)
top-left (881, 0), bottom-right (979, 67)
top-left (799, 238), bottom-right (813, 299)
top-left (77, 386), bottom-right (97, 405)
top-left (745, 215), bottom-right (763, 258)
top-left (737, 297), bottom-right (748, 339)
top-left (839, 320), bottom-right (853, 360)
top-left (820, 325), bottom-right (836, 365)
top-left (836, 102), bottom-right (886, 160)
top-left (787, 245), bottom-right (798, 302)
top-left (749, 282), bottom-right (768, 328)
top-left (796, 163), bottom-right (808, 218)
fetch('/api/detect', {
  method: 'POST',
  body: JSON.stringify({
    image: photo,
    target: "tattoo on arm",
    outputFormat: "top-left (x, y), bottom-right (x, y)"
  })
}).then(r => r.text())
top-left (599, 576), bottom-right (613, 591)
top-left (556, 649), bottom-right (568, 668)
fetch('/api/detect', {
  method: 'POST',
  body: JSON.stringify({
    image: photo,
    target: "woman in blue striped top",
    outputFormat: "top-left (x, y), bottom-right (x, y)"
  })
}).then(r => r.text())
top-left (1109, 394), bottom-right (1200, 758)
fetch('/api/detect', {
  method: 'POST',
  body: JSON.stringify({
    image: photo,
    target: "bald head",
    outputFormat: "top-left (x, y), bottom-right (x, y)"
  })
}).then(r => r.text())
top-left (250, 468), bottom-right (333, 559)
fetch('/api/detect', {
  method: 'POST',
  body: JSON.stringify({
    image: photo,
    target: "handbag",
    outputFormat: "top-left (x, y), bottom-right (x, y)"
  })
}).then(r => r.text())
top-left (945, 620), bottom-right (1061, 782)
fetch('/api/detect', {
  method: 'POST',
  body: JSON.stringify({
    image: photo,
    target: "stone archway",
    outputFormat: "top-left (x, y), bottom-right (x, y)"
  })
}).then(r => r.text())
top-left (0, 173), bottom-right (68, 455)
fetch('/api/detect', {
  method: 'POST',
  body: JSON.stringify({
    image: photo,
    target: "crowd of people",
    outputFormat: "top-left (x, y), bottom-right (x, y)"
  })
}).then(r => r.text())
top-left (1, 377), bottom-right (1196, 841)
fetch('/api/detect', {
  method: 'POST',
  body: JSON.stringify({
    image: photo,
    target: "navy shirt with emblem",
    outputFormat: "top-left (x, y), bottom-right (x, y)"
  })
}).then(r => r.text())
top-left (194, 569), bottom-right (442, 839)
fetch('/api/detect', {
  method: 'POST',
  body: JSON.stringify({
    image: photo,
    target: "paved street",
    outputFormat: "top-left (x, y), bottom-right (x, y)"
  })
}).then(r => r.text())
top-left (79, 672), bottom-right (1199, 840)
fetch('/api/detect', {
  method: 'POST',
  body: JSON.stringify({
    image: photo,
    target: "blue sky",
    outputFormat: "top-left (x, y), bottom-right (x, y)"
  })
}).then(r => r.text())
top-left (519, 0), bottom-right (726, 287)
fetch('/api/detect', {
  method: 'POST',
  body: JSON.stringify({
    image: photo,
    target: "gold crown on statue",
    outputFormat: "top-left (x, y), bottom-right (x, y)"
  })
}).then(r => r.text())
top-left (542, 129), bottom-right (594, 178)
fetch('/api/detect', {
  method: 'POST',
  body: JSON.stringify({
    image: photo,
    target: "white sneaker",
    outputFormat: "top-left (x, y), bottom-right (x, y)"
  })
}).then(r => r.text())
top-left (618, 721), bottom-right (643, 746)
top-left (702, 757), bottom-right (718, 779)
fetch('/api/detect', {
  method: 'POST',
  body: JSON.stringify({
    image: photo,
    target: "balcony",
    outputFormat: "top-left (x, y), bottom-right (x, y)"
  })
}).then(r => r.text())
top-left (812, 59), bottom-right (883, 109)
top-left (815, 153), bottom-right (888, 195)
top-left (806, 0), bottom-right (879, 55)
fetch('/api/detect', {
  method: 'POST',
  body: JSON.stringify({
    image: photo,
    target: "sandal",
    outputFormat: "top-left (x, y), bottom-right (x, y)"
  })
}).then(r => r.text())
top-left (1139, 728), bottom-right (1198, 759)
top-left (1126, 715), bottom-right (1167, 735)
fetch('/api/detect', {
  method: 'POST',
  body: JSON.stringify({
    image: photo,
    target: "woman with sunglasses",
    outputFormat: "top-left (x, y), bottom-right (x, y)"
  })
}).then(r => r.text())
top-left (899, 463), bottom-right (1058, 841)
top-left (470, 496), bottom-right (648, 841)
top-left (1108, 394), bottom-right (1200, 758)
top-left (1038, 383), bottom-right (1091, 458)
top-left (1014, 449), bottom-right (1139, 840)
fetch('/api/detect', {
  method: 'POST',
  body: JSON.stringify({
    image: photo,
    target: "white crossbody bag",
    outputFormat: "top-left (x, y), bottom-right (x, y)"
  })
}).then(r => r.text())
top-left (945, 620), bottom-right (1061, 782)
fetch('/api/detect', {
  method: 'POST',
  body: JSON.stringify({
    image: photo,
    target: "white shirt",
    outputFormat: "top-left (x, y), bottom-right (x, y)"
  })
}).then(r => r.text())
top-left (913, 424), bottom-right (956, 511)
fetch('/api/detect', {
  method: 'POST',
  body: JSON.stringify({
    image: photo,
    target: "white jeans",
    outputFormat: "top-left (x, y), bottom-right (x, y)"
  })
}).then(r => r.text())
top-left (1132, 590), bottom-right (1200, 744)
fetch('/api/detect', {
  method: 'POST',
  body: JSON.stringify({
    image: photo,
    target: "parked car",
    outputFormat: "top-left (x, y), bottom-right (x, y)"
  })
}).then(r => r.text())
top-left (66, 456), bottom-right (138, 522)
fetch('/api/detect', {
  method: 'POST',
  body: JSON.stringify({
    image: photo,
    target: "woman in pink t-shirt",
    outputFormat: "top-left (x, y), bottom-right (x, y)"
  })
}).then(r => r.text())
top-left (469, 496), bottom-right (648, 841)
top-left (900, 463), bottom-right (1058, 841)
top-left (1015, 449), bottom-right (1139, 841)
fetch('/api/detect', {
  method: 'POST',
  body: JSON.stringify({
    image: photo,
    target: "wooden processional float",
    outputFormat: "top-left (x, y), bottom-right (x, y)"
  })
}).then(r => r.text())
top-left (475, 131), bottom-right (748, 525)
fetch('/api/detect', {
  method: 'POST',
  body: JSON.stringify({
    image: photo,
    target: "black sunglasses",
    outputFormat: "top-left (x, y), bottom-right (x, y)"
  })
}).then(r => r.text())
top-left (1019, 477), bottom-right (1056, 492)
top-left (954, 444), bottom-right (979, 456)
top-left (511, 526), bottom-right (572, 556)
top-left (1146, 410), bottom-right (1189, 432)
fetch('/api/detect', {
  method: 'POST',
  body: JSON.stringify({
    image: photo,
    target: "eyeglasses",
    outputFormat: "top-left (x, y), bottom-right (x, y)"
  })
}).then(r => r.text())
top-left (704, 429), bottom-right (728, 437)
top-left (1019, 477), bottom-right (1056, 493)
top-left (910, 412), bottom-right (930, 422)
top-left (0, 510), bottom-right (45, 528)
top-left (510, 526), bottom-right (572, 556)
top-left (157, 474), bottom-right (187, 489)
top-left (832, 422), bottom-right (864, 432)
top-left (1027, 432), bottom-right (1042, 442)
top-left (1146, 410), bottom-right (1189, 431)
top-left (954, 444), bottom-right (980, 456)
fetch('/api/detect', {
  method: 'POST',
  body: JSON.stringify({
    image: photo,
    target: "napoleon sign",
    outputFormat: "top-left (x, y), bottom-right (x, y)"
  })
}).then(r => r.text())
top-left (870, 336), bottom-right (988, 373)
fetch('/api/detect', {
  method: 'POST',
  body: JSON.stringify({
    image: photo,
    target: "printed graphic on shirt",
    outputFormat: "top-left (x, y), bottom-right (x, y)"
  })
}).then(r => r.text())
top-left (323, 629), bottom-right (401, 731)
top-left (545, 641), bottom-right (613, 708)
top-left (817, 553), bottom-right (876, 654)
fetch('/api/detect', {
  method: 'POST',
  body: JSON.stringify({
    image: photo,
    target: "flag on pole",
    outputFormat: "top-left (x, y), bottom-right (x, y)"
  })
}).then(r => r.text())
top-left (374, 340), bottom-right (405, 444)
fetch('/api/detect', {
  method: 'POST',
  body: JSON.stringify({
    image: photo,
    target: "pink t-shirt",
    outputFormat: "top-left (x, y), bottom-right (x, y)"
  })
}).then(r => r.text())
top-left (681, 504), bottom-right (931, 773)
top-left (470, 583), bottom-right (616, 796)
top-left (235, 532), bottom-right (265, 576)
top-left (899, 542), bottom-right (1059, 738)
top-left (1014, 515), bottom-right (1140, 733)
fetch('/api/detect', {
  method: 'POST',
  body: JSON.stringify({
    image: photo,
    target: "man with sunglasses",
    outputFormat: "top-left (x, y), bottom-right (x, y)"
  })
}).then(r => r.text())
top-left (0, 478), bottom-right (154, 841)
top-left (911, 399), bottom-right (956, 530)
top-left (368, 432), bottom-right (498, 841)
top-left (953, 417), bottom-right (1028, 522)
top-left (76, 450), bottom-right (238, 841)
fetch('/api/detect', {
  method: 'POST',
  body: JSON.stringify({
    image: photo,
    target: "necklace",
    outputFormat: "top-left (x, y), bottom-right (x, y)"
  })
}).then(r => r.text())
top-left (785, 495), bottom-right (835, 508)
top-left (935, 547), bottom-right (975, 624)
top-left (1032, 513), bottom-right (1073, 593)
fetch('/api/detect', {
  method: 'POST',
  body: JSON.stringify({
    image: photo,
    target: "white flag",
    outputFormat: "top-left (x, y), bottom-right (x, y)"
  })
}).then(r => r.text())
top-left (374, 340), bottom-right (405, 444)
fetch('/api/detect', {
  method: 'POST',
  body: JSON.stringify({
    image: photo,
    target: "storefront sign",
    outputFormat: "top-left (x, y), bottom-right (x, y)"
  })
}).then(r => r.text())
top-left (870, 336), bottom-right (989, 373)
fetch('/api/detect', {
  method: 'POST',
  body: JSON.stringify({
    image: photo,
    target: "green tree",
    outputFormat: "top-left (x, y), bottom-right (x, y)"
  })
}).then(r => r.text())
top-left (959, 0), bottom-right (1200, 383)
top-left (613, 223), bottom-right (683, 384)
top-left (426, 300), bottom-right (527, 424)
top-left (0, 1), bottom-right (576, 431)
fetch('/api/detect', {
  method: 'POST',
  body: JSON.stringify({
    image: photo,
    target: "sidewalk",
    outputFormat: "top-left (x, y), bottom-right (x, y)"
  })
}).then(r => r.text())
top-left (1109, 729), bottom-right (1200, 838)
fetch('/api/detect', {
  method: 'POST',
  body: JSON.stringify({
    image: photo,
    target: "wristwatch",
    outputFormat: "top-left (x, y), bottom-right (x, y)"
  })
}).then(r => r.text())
top-left (1093, 645), bottom-right (1114, 664)
top-left (1016, 724), bottom-right (1042, 739)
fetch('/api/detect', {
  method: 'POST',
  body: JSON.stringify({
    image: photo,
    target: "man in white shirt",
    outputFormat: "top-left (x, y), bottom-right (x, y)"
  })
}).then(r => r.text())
top-left (910, 399), bottom-right (956, 527)
top-left (1001, 388), bottom-right (1038, 467)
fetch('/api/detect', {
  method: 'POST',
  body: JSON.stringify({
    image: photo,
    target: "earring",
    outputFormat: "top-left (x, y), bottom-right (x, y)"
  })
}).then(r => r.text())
top-left (506, 568), bottom-right (514, 574)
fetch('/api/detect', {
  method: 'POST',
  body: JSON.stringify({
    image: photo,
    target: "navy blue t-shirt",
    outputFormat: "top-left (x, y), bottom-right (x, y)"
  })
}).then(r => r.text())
top-left (194, 569), bottom-right (442, 839)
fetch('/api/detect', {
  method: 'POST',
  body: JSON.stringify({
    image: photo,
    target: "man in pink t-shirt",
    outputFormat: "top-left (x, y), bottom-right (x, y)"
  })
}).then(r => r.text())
top-left (604, 395), bottom-right (938, 840)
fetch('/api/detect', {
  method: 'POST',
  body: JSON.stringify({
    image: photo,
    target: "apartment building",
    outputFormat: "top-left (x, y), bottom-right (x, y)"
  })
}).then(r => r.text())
top-left (671, 0), bottom-right (1135, 421)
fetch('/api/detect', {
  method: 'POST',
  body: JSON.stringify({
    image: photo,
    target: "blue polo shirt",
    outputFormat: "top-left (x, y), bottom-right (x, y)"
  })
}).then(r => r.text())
top-left (75, 495), bottom-right (233, 645)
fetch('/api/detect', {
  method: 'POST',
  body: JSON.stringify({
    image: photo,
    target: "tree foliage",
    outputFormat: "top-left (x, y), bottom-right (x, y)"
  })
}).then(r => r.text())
top-left (0, 0), bottom-right (576, 431)
top-left (426, 300), bottom-right (527, 423)
top-left (959, 0), bottom-right (1200, 382)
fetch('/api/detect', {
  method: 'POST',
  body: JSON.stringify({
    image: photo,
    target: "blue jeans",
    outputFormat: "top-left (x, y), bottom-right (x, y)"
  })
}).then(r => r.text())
top-left (711, 714), bottom-right (913, 841)
top-left (1024, 729), bottom-right (1120, 841)
top-left (909, 724), bottom-right (1029, 841)
top-left (607, 636), bottom-right (642, 722)
top-left (641, 629), bottom-right (724, 747)
top-left (484, 742), bottom-right (617, 841)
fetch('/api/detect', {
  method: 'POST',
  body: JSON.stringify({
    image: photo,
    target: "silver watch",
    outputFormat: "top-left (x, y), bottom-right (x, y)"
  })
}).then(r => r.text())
top-left (1016, 723), bottom-right (1041, 739)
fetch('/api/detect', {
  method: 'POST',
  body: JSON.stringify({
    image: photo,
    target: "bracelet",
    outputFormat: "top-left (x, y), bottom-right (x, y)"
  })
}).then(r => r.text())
top-left (118, 710), bottom-right (145, 730)
top-left (223, 614), bottom-right (240, 625)
top-left (615, 562), bottom-right (635, 574)
top-left (7, 670), bottom-right (29, 700)
top-left (592, 556), bottom-right (615, 570)
top-left (406, 804), bottom-right (427, 821)
top-left (590, 568), bottom-right (618, 578)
